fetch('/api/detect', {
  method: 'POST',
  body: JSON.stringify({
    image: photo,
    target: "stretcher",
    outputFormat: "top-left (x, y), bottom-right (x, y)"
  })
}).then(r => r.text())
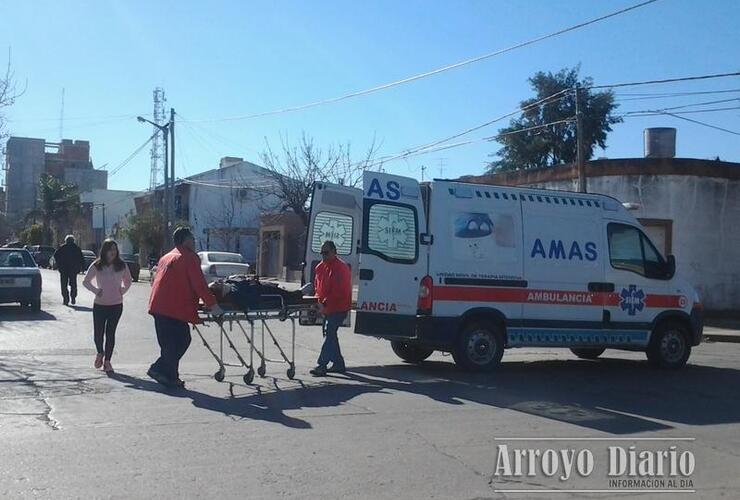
top-left (192, 294), bottom-right (318, 384)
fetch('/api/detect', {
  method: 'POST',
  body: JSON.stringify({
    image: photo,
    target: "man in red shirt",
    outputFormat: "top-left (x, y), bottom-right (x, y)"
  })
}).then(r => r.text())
top-left (310, 240), bottom-right (352, 377)
top-left (147, 227), bottom-right (223, 388)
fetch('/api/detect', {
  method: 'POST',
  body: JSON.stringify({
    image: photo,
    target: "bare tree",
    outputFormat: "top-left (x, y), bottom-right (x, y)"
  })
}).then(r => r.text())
top-left (0, 48), bottom-right (25, 144)
top-left (205, 185), bottom-right (241, 252)
top-left (258, 132), bottom-right (380, 227)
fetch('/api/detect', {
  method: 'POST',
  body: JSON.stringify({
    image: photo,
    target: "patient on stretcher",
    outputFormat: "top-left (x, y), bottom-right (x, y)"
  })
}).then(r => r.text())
top-left (208, 275), bottom-right (311, 312)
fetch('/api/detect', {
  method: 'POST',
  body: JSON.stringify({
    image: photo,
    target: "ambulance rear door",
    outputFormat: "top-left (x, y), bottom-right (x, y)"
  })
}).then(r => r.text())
top-left (302, 181), bottom-right (363, 325)
top-left (355, 172), bottom-right (428, 339)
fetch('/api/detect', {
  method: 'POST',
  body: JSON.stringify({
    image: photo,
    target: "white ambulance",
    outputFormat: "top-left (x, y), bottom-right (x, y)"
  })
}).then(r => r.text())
top-left (304, 171), bottom-right (703, 371)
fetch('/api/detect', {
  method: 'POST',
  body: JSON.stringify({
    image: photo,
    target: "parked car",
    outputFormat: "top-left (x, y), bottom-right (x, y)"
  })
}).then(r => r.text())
top-left (0, 248), bottom-right (42, 311)
top-left (198, 252), bottom-right (251, 283)
top-left (82, 250), bottom-right (96, 271)
top-left (120, 253), bottom-right (140, 282)
top-left (27, 245), bottom-right (56, 268)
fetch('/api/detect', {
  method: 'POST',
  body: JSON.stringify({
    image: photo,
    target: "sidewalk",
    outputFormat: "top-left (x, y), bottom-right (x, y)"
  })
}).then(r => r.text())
top-left (704, 318), bottom-right (740, 344)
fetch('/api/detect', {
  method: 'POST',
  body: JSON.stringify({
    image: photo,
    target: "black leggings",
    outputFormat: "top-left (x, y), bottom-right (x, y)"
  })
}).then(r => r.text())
top-left (93, 303), bottom-right (123, 360)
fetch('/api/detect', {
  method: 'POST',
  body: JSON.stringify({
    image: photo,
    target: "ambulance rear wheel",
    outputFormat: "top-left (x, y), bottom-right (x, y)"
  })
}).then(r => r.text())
top-left (570, 347), bottom-right (606, 360)
top-left (453, 322), bottom-right (504, 371)
top-left (390, 341), bottom-right (434, 364)
top-left (647, 322), bottom-right (691, 369)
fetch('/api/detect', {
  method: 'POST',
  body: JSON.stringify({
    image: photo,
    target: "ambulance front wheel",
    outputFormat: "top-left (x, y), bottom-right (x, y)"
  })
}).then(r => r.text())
top-left (453, 321), bottom-right (504, 371)
top-left (570, 347), bottom-right (606, 360)
top-left (391, 341), bottom-right (434, 364)
top-left (646, 321), bottom-right (691, 369)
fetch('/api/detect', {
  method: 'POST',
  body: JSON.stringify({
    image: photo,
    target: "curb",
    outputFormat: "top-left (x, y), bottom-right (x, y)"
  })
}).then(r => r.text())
top-left (704, 334), bottom-right (740, 344)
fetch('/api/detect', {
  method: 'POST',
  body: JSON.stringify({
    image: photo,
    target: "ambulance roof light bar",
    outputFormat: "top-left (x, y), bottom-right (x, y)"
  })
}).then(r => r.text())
top-left (622, 202), bottom-right (641, 211)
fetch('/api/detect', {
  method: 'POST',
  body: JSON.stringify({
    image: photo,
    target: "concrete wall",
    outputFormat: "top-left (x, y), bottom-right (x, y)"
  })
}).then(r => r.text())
top-left (4, 137), bottom-right (46, 218)
top-left (63, 167), bottom-right (107, 192)
top-left (510, 174), bottom-right (740, 311)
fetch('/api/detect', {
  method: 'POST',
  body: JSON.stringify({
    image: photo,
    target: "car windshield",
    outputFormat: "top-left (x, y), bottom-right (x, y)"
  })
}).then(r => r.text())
top-left (0, 250), bottom-right (35, 268)
top-left (207, 253), bottom-right (244, 263)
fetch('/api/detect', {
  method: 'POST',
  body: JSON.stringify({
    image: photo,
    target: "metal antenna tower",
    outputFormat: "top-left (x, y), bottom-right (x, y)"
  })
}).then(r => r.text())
top-left (149, 87), bottom-right (166, 191)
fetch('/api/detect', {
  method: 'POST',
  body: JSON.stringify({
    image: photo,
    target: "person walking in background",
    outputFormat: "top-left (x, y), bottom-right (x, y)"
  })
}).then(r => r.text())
top-left (53, 234), bottom-right (84, 305)
top-left (310, 240), bottom-right (352, 377)
top-left (147, 227), bottom-right (223, 388)
top-left (83, 239), bottom-right (132, 374)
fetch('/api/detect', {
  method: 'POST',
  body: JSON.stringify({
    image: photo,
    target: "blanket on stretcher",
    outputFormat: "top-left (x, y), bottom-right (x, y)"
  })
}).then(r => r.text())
top-left (208, 276), bottom-right (304, 312)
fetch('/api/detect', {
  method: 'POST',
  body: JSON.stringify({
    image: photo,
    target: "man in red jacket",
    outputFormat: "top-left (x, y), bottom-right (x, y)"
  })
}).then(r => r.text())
top-left (310, 240), bottom-right (352, 377)
top-left (147, 227), bottom-right (223, 388)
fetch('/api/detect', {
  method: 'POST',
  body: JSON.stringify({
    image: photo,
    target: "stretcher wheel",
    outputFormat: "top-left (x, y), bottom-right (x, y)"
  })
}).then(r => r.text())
top-left (287, 366), bottom-right (295, 380)
top-left (243, 369), bottom-right (254, 384)
top-left (258, 365), bottom-right (266, 377)
top-left (214, 368), bottom-right (225, 382)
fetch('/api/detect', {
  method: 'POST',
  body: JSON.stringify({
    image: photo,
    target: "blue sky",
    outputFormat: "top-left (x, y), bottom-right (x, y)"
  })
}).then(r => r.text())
top-left (2, 0), bottom-right (739, 191)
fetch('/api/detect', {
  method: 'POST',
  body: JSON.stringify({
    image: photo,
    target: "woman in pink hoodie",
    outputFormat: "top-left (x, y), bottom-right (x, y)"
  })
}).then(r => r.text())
top-left (83, 239), bottom-right (132, 374)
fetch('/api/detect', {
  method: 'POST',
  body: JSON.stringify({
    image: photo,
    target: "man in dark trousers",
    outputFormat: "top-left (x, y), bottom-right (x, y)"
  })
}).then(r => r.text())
top-left (147, 227), bottom-right (223, 388)
top-left (52, 234), bottom-right (84, 305)
top-left (310, 240), bottom-right (352, 377)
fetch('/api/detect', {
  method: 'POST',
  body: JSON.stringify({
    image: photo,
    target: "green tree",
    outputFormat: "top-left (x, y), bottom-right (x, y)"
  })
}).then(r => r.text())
top-left (31, 174), bottom-right (81, 244)
top-left (123, 210), bottom-right (164, 258)
top-left (18, 223), bottom-right (43, 246)
top-left (488, 66), bottom-right (622, 172)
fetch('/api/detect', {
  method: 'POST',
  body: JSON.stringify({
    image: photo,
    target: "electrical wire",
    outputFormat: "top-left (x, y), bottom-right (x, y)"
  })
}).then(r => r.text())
top-left (620, 105), bottom-right (740, 117)
top-left (181, 0), bottom-right (660, 123)
top-left (590, 71), bottom-right (740, 90)
top-left (615, 88), bottom-right (740, 100)
top-left (649, 111), bottom-right (740, 136)
top-left (109, 130), bottom-right (159, 177)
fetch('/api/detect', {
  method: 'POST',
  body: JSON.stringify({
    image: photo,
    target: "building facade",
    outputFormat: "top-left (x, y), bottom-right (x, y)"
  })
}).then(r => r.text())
top-left (3, 137), bottom-right (107, 220)
top-left (135, 157), bottom-right (281, 266)
top-left (462, 158), bottom-right (740, 313)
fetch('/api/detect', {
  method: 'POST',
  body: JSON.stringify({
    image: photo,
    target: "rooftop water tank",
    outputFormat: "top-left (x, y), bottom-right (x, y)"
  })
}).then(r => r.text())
top-left (644, 128), bottom-right (676, 158)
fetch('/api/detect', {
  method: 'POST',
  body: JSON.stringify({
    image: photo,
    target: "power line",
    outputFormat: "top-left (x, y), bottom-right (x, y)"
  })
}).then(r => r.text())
top-left (109, 130), bottom-right (159, 177)
top-left (620, 105), bottom-right (740, 117)
top-left (182, 0), bottom-right (660, 123)
top-left (590, 71), bottom-right (740, 90)
top-left (616, 88), bottom-right (740, 100)
top-left (656, 111), bottom-right (740, 136)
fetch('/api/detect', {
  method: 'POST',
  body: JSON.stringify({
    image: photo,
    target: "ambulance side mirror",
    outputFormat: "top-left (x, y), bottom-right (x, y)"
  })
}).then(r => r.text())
top-left (666, 255), bottom-right (676, 279)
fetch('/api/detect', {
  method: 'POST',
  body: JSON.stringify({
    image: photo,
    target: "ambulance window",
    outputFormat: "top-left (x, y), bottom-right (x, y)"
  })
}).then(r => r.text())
top-left (311, 211), bottom-right (353, 256)
top-left (642, 235), bottom-right (665, 277)
top-left (608, 224), bottom-right (645, 275)
top-left (365, 203), bottom-right (417, 262)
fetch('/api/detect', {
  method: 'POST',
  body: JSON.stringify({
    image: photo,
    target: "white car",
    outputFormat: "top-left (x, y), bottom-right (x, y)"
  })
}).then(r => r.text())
top-left (198, 252), bottom-right (251, 283)
top-left (0, 248), bottom-right (42, 311)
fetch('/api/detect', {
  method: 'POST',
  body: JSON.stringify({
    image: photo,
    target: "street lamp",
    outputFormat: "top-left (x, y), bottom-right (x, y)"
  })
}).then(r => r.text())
top-left (137, 115), bottom-right (173, 248)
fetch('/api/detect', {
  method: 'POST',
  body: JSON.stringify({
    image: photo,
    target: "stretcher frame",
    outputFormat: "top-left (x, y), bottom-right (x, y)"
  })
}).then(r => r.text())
top-left (192, 294), bottom-right (316, 384)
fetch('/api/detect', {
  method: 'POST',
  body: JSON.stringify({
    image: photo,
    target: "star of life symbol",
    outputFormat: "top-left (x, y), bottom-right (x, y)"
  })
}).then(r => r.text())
top-left (319, 219), bottom-right (347, 249)
top-left (377, 212), bottom-right (409, 248)
top-left (620, 285), bottom-right (645, 316)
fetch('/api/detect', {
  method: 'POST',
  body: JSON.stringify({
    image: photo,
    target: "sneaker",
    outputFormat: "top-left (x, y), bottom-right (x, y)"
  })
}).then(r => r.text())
top-left (327, 364), bottom-right (346, 374)
top-left (309, 366), bottom-right (327, 377)
top-left (175, 378), bottom-right (186, 388)
top-left (103, 360), bottom-right (114, 374)
top-left (94, 353), bottom-right (104, 369)
top-left (63, 299), bottom-right (69, 306)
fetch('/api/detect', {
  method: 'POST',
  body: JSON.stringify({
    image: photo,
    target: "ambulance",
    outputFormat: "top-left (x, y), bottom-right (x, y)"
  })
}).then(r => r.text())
top-left (304, 171), bottom-right (703, 371)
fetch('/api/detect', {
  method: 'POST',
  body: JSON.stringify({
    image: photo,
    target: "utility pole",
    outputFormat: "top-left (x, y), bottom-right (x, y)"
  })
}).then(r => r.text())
top-left (169, 108), bottom-right (176, 238)
top-left (420, 164), bottom-right (426, 182)
top-left (101, 203), bottom-right (106, 237)
top-left (163, 122), bottom-right (170, 248)
top-left (575, 84), bottom-right (586, 193)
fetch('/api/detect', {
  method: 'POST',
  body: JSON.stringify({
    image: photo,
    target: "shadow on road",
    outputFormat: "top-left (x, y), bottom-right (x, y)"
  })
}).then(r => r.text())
top-left (69, 305), bottom-right (93, 312)
top-left (109, 355), bottom-right (740, 434)
top-left (0, 306), bottom-right (56, 321)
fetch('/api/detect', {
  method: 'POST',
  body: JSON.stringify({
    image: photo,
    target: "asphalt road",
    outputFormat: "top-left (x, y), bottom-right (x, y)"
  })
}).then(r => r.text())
top-left (1, 270), bottom-right (739, 499)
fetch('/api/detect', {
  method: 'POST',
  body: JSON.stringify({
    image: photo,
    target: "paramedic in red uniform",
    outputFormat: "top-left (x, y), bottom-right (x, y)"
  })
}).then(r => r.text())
top-left (147, 227), bottom-right (223, 388)
top-left (310, 240), bottom-right (352, 377)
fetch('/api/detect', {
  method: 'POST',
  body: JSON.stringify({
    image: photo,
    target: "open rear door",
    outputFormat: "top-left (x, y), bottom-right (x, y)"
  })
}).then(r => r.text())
top-left (355, 172), bottom-right (428, 339)
top-left (301, 181), bottom-right (363, 325)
